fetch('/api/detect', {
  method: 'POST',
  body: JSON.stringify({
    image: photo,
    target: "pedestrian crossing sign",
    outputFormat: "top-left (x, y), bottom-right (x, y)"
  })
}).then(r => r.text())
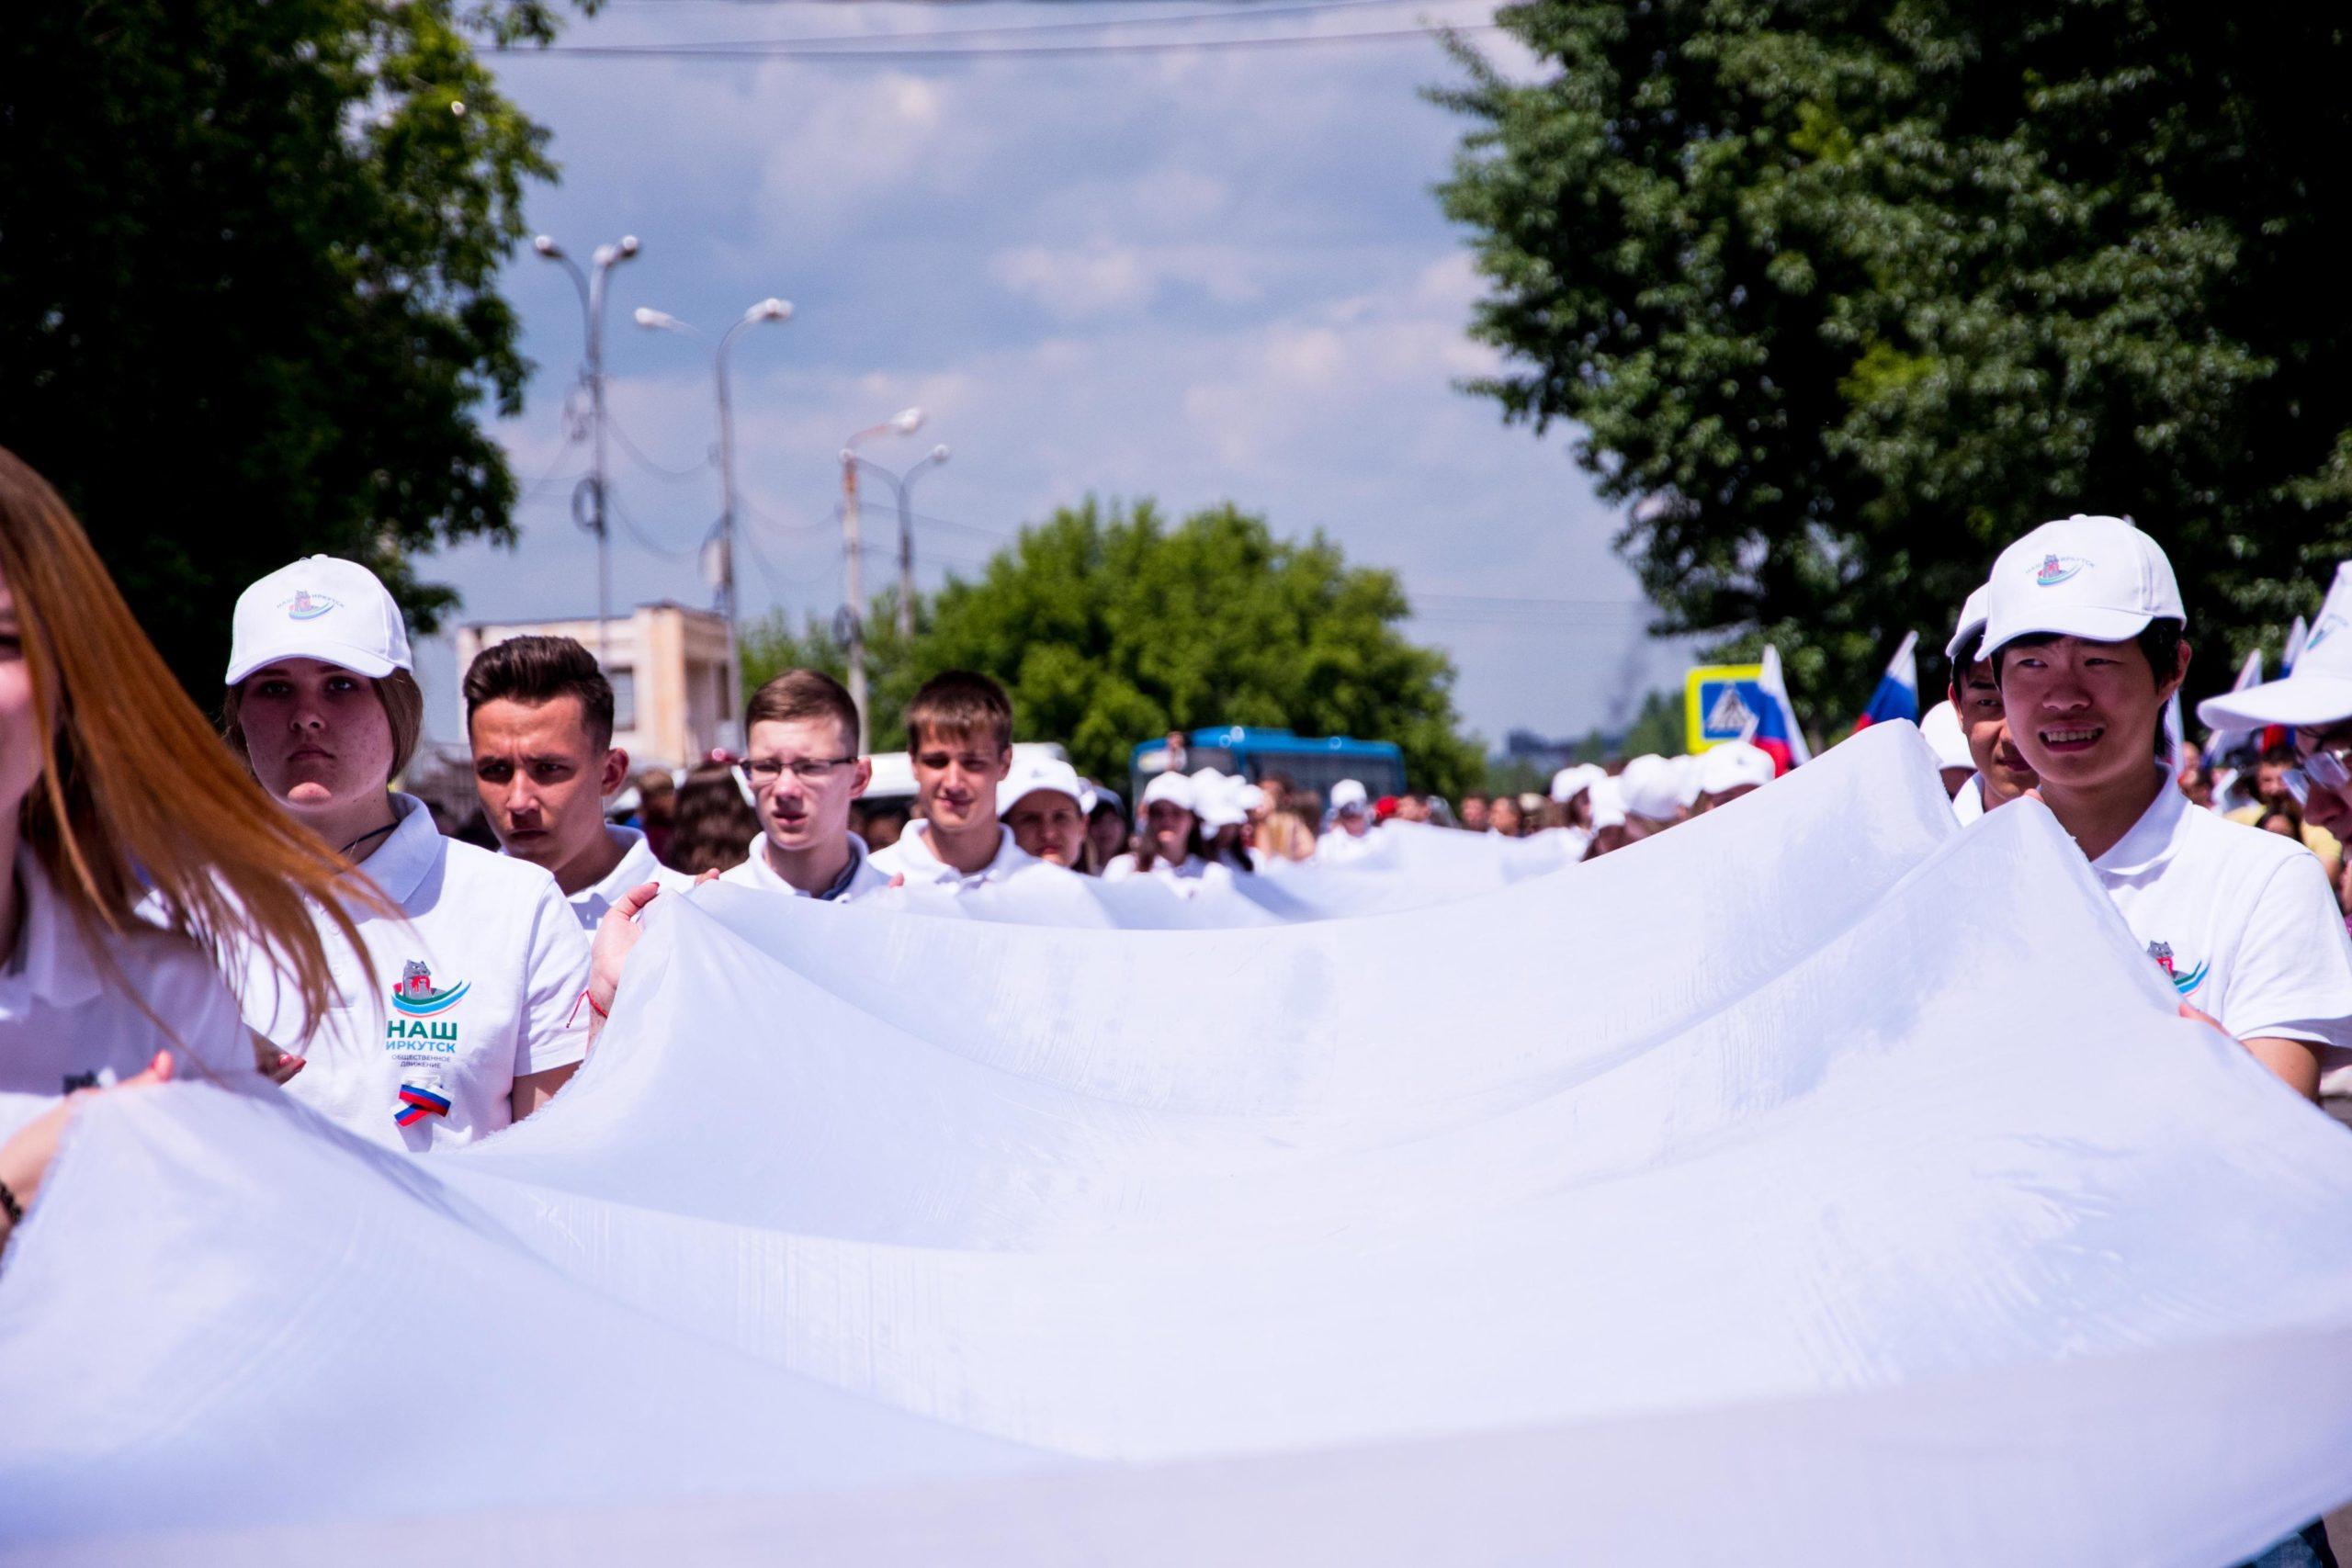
top-left (1686, 664), bottom-right (1767, 753)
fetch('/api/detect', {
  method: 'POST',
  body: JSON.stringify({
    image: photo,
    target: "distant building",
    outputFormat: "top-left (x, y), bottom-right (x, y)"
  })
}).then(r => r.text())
top-left (454, 602), bottom-right (735, 770)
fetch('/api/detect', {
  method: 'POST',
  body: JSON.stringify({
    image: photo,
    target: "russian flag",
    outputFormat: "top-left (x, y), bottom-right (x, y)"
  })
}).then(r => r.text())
top-left (1852, 631), bottom-right (1919, 730)
top-left (2259, 615), bottom-right (2311, 755)
top-left (1750, 645), bottom-right (1813, 775)
top-left (2204, 648), bottom-right (2264, 765)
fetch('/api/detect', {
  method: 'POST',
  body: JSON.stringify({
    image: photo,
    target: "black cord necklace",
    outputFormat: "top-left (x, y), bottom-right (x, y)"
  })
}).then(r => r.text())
top-left (340, 820), bottom-right (398, 859)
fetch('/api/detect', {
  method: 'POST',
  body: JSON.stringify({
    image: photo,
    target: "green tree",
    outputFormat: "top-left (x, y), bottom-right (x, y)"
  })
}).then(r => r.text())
top-left (0, 0), bottom-right (581, 694)
top-left (741, 498), bottom-right (1485, 798)
top-left (1617, 689), bottom-right (1684, 761)
top-left (1435, 2), bottom-right (2352, 719)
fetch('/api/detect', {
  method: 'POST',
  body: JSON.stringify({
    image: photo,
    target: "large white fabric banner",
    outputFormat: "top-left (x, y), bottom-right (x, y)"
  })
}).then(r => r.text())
top-left (5, 724), bottom-right (2350, 1564)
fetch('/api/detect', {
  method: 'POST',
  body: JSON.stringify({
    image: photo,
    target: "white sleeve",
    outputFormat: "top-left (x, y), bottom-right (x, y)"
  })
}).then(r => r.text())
top-left (2218, 853), bottom-right (2352, 1064)
top-left (151, 942), bottom-right (275, 1099)
top-left (514, 885), bottom-right (594, 1077)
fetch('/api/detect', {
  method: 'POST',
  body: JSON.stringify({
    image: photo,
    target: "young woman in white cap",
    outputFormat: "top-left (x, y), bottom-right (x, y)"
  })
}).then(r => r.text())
top-left (1984, 515), bottom-right (2352, 1100)
top-left (1188, 768), bottom-right (1258, 874)
top-left (1000, 754), bottom-right (1099, 873)
top-left (1318, 778), bottom-right (1377, 863)
top-left (220, 555), bottom-right (595, 1149)
top-left (1102, 770), bottom-right (1231, 891)
top-left (1, 450), bottom-right (361, 1252)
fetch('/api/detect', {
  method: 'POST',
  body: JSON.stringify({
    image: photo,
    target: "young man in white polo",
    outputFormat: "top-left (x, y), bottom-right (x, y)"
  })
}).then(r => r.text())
top-left (1944, 583), bottom-right (2039, 825)
top-left (718, 669), bottom-right (891, 902)
top-left (866, 671), bottom-right (1046, 891)
top-left (465, 635), bottom-right (694, 929)
top-left (2199, 561), bottom-right (2352, 1109)
top-left (1983, 515), bottom-right (2352, 1100)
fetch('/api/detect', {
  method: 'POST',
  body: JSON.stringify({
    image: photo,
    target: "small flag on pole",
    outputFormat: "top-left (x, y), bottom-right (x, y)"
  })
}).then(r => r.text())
top-left (1749, 645), bottom-right (1813, 775)
top-left (1852, 631), bottom-right (1920, 730)
top-left (2204, 649), bottom-right (2265, 766)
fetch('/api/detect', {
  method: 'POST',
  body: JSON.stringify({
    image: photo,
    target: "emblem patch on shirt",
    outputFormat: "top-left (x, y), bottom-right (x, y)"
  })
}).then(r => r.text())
top-left (387, 960), bottom-right (466, 1054)
top-left (2035, 554), bottom-right (2089, 586)
top-left (390, 960), bottom-right (469, 1017)
top-left (2146, 941), bottom-right (2209, 997)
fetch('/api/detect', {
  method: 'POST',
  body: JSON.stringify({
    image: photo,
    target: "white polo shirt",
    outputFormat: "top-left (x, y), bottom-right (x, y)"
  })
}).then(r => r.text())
top-left (231, 794), bottom-right (592, 1152)
top-left (868, 823), bottom-right (1046, 891)
top-left (2088, 769), bottom-right (2352, 1070)
top-left (717, 830), bottom-right (891, 902)
top-left (558, 825), bottom-right (695, 931)
top-left (1102, 852), bottom-right (1235, 897)
top-left (2, 852), bottom-right (268, 1140)
top-left (1317, 827), bottom-right (1378, 864)
top-left (1952, 773), bottom-right (1987, 826)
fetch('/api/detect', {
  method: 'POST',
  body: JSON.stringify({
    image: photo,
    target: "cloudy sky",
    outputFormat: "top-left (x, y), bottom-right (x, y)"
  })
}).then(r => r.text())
top-left (416, 0), bottom-right (1689, 750)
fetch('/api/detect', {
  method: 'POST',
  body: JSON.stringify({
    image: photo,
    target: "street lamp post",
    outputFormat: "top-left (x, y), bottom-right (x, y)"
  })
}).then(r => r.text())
top-left (839, 408), bottom-right (923, 751)
top-left (847, 446), bottom-right (951, 640)
top-left (534, 232), bottom-right (639, 673)
top-left (633, 298), bottom-right (793, 751)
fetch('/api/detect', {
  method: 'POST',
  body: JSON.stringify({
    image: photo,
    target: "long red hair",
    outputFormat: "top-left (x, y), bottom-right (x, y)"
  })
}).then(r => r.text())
top-left (0, 446), bottom-right (367, 1033)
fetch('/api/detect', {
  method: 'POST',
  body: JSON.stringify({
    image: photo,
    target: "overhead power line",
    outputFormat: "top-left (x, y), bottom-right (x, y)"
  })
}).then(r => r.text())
top-left (583, 0), bottom-right (1464, 46)
top-left (508, 21), bottom-right (1498, 62)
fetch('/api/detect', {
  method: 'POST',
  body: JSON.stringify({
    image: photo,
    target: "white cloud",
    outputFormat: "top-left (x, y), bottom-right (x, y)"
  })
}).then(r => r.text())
top-left (989, 242), bottom-right (1262, 320)
top-left (465, 0), bottom-right (1674, 746)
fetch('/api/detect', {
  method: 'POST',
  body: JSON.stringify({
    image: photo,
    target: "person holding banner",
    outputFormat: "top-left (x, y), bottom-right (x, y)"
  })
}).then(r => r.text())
top-left (2199, 561), bottom-right (2352, 1113)
top-left (718, 670), bottom-right (891, 901)
top-left (1984, 516), bottom-right (2352, 1101)
top-left (1944, 584), bottom-right (2038, 825)
top-left (868, 671), bottom-right (1047, 891)
top-left (1, 449), bottom-right (361, 1251)
top-left (220, 556), bottom-right (594, 1149)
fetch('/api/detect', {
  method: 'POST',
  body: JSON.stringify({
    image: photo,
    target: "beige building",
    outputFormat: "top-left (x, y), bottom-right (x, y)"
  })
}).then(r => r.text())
top-left (454, 602), bottom-right (736, 770)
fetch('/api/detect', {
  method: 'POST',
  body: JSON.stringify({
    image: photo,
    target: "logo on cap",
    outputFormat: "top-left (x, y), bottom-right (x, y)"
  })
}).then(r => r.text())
top-left (2035, 554), bottom-right (2089, 587)
top-left (282, 589), bottom-right (339, 621)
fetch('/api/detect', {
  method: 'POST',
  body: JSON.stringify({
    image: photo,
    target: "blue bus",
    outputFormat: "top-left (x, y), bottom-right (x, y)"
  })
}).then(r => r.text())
top-left (1127, 727), bottom-right (1406, 807)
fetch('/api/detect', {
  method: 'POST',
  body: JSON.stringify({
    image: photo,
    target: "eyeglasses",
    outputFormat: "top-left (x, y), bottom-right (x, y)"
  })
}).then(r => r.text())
top-left (2296, 728), bottom-right (2352, 795)
top-left (738, 756), bottom-right (857, 788)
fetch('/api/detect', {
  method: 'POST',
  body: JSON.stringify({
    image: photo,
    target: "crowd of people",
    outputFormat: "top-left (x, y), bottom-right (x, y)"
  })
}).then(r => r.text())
top-left (5, 447), bottom-right (2352, 1561)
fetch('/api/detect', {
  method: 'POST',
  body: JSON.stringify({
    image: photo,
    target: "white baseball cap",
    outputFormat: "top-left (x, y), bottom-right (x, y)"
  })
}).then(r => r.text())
top-left (1192, 768), bottom-right (1248, 830)
top-left (1617, 753), bottom-right (1681, 822)
top-left (1978, 515), bottom-right (2185, 658)
top-left (1549, 763), bottom-right (1600, 803)
top-left (1586, 773), bottom-right (1627, 831)
top-left (226, 556), bottom-right (413, 685)
top-left (1668, 753), bottom-right (1704, 809)
top-left (1918, 700), bottom-right (1973, 771)
top-left (1944, 583), bottom-right (1992, 661)
top-left (2197, 563), bottom-right (2352, 729)
top-left (1329, 778), bottom-right (1369, 813)
top-left (1697, 740), bottom-right (1775, 797)
top-left (1140, 771), bottom-right (1196, 813)
top-left (1000, 754), bottom-right (1096, 819)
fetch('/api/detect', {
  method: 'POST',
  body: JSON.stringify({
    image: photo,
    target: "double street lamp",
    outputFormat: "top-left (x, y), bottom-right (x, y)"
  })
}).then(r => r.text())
top-left (533, 232), bottom-right (639, 672)
top-left (845, 443), bottom-right (952, 640)
top-left (838, 408), bottom-right (924, 750)
top-left (632, 298), bottom-right (794, 750)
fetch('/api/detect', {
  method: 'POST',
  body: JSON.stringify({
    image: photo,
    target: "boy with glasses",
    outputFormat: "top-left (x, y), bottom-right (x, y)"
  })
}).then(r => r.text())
top-left (718, 670), bottom-right (889, 902)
